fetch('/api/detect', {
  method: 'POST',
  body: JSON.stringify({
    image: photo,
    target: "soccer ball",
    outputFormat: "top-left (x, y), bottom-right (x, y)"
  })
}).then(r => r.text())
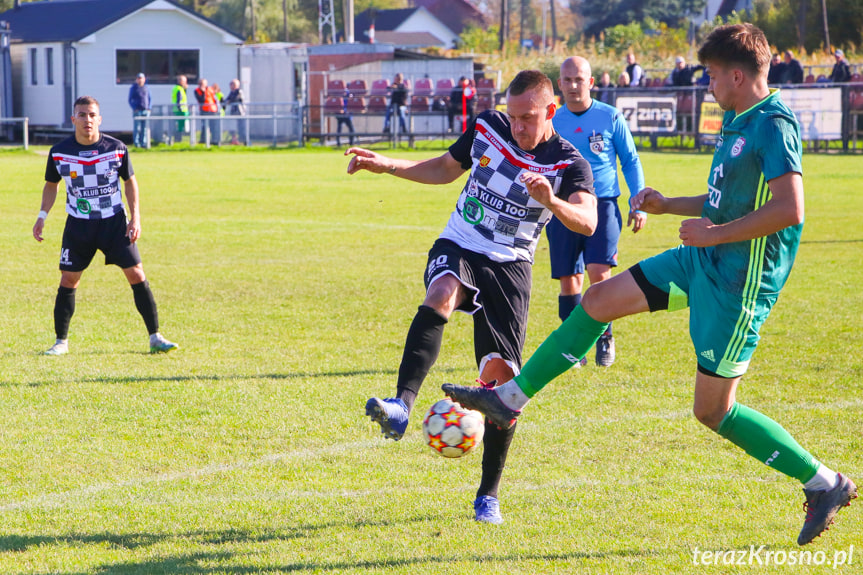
top-left (422, 398), bottom-right (485, 458)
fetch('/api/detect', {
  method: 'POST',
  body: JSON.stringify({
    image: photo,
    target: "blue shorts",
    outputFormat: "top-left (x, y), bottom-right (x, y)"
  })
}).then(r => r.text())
top-left (634, 245), bottom-right (778, 378)
top-left (546, 197), bottom-right (622, 279)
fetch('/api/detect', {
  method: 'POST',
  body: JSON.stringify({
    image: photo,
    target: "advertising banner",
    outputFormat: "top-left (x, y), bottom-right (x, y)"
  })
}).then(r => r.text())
top-left (616, 96), bottom-right (676, 133)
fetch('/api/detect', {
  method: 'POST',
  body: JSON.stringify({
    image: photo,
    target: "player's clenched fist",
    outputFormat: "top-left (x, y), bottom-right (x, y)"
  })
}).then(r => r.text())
top-left (519, 172), bottom-right (554, 207)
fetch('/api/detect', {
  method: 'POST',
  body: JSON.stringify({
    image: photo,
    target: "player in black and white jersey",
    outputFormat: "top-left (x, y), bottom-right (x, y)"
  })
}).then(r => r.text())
top-left (33, 96), bottom-right (178, 355)
top-left (346, 70), bottom-right (596, 523)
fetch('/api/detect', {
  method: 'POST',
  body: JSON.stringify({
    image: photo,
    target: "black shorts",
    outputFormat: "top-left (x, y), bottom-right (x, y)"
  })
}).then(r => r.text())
top-left (424, 238), bottom-right (532, 370)
top-left (59, 213), bottom-right (141, 272)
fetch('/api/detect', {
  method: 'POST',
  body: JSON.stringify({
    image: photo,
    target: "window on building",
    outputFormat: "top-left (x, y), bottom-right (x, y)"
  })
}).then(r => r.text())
top-left (116, 49), bottom-right (199, 85)
top-left (30, 48), bottom-right (37, 85)
top-left (46, 47), bottom-right (54, 85)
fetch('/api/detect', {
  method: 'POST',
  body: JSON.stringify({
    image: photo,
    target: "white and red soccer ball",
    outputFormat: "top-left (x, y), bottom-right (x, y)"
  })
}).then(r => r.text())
top-left (422, 398), bottom-right (485, 458)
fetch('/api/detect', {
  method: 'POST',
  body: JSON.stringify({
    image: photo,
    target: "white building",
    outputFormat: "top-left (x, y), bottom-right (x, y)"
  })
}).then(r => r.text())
top-left (0, 0), bottom-right (243, 133)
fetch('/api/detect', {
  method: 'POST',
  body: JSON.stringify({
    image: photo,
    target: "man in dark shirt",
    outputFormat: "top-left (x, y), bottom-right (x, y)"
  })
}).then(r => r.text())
top-left (767, 53), bottom-right (785, 84)
top-left (346, 70), bottom-right (596, 525)
top-left (782, 50), bottom-right (804, 84)
top-left (383, 73), bottom-right (408, 134)
top-left (829, 49), bottom-right (851, 83)
top-left (34, 96), bottom-right (178, 356)
top-left (128, 73), bottom-right (151, 148)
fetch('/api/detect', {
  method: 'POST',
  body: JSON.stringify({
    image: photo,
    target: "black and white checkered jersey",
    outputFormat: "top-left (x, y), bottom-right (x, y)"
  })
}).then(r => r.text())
top-left (45, 134), bottom-right (133, 220)
top-left (444, 110), bottom-right (594, 263)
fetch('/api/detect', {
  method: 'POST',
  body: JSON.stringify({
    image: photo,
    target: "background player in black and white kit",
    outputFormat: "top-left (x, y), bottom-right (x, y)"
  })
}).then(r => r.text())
top-left (345, 70), bottom-right (596, 523)
top-left (33, 95), bottom-right (178, 355)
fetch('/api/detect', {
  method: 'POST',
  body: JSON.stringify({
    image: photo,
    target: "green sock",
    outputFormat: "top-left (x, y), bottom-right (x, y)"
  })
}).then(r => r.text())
top-left (514, 305), bottom-right (609, 397)
top-left (717, 402), bottom-right (820, 484)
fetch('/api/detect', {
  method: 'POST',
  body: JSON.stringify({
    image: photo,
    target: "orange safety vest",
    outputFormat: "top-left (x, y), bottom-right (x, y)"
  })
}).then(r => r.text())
top-left (196, 87), bottom-right (218, 113)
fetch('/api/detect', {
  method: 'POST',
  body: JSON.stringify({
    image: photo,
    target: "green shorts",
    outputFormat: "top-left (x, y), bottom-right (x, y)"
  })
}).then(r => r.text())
top-left (635, 245), bottom-right (778, 378)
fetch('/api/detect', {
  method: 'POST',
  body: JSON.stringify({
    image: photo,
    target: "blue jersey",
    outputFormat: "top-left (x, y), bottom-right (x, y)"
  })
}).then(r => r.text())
top-left (552, 99), bottom-right (644, 209)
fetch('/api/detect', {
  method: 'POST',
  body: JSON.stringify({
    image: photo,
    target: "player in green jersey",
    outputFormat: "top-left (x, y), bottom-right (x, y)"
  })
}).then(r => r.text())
top-left (443, 23), bottom-right (856, 545)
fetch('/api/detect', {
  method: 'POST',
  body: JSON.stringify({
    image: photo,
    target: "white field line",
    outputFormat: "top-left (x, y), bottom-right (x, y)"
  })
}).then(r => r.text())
top-left (2, 397), bottom-right (861, 513)
top-left (0, 440), bottom-right (378, 513)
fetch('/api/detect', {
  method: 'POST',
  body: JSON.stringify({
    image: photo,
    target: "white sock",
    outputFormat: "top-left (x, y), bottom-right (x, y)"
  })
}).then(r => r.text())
top-left (495, 380), bottom-right (531, 411)
top-left (55, 338), bottom-right (68, 345)
top-left (804, 465), bottom-right (839, 491)
top-left (149, 333), bottom-right (162, 345)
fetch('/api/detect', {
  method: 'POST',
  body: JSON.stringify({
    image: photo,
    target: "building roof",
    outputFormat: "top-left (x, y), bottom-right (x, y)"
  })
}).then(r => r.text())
top-left (0, 0), bottom-right (242, 44)
top-left (413, 0), bottom-right (484, 36)
top-left (355, 8), bottom-right (417, 35)
top-left (372, 31), bottom-right (445, 49)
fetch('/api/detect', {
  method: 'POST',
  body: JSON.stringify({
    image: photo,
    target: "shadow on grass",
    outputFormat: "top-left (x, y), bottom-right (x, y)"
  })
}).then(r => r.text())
top-left (1, 523), bottom-right (671, 574)
top-left (3, 365), bottom-right (471, 387)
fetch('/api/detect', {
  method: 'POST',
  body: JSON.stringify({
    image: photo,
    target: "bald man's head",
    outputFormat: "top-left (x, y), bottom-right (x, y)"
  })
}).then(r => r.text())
top-left (558, 56), bottom-right (595, 113)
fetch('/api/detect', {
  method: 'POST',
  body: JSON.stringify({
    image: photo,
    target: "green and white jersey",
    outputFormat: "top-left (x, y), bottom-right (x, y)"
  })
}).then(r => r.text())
top-left (701, 89), bottom-right (803, 296)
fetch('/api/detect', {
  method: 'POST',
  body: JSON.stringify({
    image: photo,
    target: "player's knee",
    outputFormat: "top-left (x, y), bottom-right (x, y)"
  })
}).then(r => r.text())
top-left (692, 403), bottom-right (725, 430)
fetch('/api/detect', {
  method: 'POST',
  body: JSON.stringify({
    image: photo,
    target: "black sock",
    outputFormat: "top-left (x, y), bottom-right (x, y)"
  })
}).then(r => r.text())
top-left (476, 420), bottom-right (517, 499)
top-left (54, 286), bottom-right (76, 340)
top-left (558, 293), bottom-right (581, 323)
top-left (131, 280), bottom-right (159, 335)
top-left (395, 305), bottom-right (448, 413)
top-left (604, 322), bottom-right (613, 337)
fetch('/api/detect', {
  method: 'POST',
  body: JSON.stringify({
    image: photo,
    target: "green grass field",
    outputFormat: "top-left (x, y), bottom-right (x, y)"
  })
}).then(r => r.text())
top-left (0, 147), bottom-right (860, 574)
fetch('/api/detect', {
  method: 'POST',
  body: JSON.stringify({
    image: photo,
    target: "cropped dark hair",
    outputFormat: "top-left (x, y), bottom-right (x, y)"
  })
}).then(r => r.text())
top-left (73, 95), bottom-right (100, 110)
top-left (697, 23), bottom-right (770, 77)
top-left (507, 70), bottom-right (553, 99)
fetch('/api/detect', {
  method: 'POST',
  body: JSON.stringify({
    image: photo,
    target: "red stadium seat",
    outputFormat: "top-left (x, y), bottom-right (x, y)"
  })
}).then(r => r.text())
top-left (410, 96), bottom-right (430, 111)
top-left (367, 95), bottom-right (388, 112)
top-left (347, 79), bottom-right (368, 96)
top-left (346, 97), bottom-right (366, 113)
top-left (435, 78), bottom-right (454, 96)
top-left (414, 78), bottom-right (433, 96)
top-left (476, 94), bottom-right (493, 113)
top-left (677, 93), bottom-right (694, 112)
top-left (324, 96), bottom-right (343, 114)
top-left (370, 79), bottom-right (390, 95)
top-left (326, 79), bottom-right (345, 96)
top-left (477, 77), bottom-right (496, 95)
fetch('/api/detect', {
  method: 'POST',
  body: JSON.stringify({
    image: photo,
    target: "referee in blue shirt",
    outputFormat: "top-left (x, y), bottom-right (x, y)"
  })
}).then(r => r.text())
top-left (547, 56), bottom-right (647, 366)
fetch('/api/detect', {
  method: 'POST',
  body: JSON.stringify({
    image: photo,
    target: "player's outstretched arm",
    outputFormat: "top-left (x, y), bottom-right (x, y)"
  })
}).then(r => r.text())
top-left (33, 181), bottom-right (59, 242)
top-left (345, 147), bottom-right (465, 185)
top-left (632, 187), bottom-right (706, 217)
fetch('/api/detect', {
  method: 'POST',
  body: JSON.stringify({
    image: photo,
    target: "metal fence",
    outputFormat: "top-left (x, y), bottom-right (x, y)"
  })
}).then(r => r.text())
top-left (141, 103), bottom-right (303, 147)
top-left (305, 82), bottom-right (863, 151)
top-left (0, 116), bottom-right (28, 149)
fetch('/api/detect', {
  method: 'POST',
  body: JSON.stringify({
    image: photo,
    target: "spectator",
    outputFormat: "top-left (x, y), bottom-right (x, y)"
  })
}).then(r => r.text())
top-left (669, 56), bottom-right (704, 87)
top-left (222, 78), bottom-right (246, 145)
top-left (128, 72), bottom-right (151, 148)
top-left (617, 71), bottom-right (631, 88)
top-left (335, 89), bottom-right (355, 147)
top-left (782, 50), bottom-right (804, 84)
top-left (594, 71), bottom-right (614, 105)
top-left (829, 49), bottom-right (851, 83)
top-left (767, 53), bottom-right (785, 84)
top-left (194, 78), bottom-right (219, 144)
top-left (383, 73), bottom-right (408, 134)
top-left (625, 53), bottom-right (644, 87)
top-left (212, 82), bottom-right (225, 142)
top-left (171, 74), bottom-right (188, 144)
top-left (447, 76), bottom-right (475, 133)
